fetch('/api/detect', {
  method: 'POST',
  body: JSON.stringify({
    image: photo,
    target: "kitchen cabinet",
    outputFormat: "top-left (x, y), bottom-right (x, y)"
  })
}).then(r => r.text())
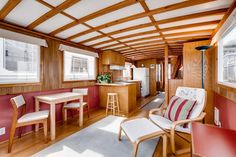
top-left (102, 50), bottom-right (125, 66)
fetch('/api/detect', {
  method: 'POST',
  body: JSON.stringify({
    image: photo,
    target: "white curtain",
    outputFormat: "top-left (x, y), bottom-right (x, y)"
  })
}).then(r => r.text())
top-left (0, 28), bottom-right (48, 47)
top-left (59, 44), bottom-right (99, 58)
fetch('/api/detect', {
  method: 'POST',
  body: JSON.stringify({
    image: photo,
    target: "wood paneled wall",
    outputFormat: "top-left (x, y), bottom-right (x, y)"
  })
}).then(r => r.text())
top-left (0, 28), bottom-right (97, 95)
top-left (136, 59), bottom-right (157, 96)
top-left (168, 79), bottom-right (183, 100)
top-left (183, 40), bottom-right (214, 124)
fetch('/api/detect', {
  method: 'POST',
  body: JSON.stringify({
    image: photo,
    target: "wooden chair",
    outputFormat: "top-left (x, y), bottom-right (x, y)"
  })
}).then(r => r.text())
top-left (8, 95), bottom-right (49, 153)
top-left (63, 88), bottom-right (89, 122)
top-left (149, 86), bottom-right (207, 155)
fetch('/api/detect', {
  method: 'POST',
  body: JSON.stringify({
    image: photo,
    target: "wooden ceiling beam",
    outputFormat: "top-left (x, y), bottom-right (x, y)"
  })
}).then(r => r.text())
top-left (0, 21), bottom-right (98, 52)
top-left (162, 20), bottom-right (220, 32)
top-left (49, 0), bottom-right (140, 35)
top-left (139, 0), bottom-right (167, 44)
top-left (0, 0), bottom-right (21, 20)
top-left (27, 0), bottom-right (80, 30)
top-left (36, 0), bottom-right (137, 52)
top-left (100, 29), bottom-right (213, 50)
top-left (66, 0), bottom-right (215, 41)
top-left (211, 0), bottom-right (236, 38)
top-left (119, 43), bottom-right (182, 51)
top-left (90, 30), bottom-right (158, 47)
top-left (79, 9), bottom-right (225, 45)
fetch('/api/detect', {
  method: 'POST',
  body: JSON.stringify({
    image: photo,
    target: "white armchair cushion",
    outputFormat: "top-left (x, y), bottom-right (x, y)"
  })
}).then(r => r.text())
top-left (64, 102), bottom-right (87, 109)
top-left (121, 118), bottom-right (162, 142)
top-left (149, 114), bottom-right (190, 134)
top-left (18, 110), bottom-right (49, 123)
top-left (176, 87), bottom-right (206, 119)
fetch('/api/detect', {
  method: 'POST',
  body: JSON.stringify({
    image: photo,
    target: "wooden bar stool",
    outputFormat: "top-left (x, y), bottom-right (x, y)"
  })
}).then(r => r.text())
top-left (106, 93), bottom-right (120, 116)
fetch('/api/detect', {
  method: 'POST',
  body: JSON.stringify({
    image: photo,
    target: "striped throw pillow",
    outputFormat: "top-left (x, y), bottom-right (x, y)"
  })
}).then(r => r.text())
top-left (164, 96), bottom-right (196, 126)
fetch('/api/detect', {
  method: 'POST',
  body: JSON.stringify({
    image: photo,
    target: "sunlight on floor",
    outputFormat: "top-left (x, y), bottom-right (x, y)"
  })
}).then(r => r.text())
top-left (98, 116), bottom-right (125, 134)
top-left (43, 146), bottom-right (104, 157)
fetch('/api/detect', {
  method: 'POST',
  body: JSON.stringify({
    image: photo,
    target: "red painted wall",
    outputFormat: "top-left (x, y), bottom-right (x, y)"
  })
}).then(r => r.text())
top-left (214, 92), bottom-right (236, 130)
top-left (0, 86), bottom-right (99, 142)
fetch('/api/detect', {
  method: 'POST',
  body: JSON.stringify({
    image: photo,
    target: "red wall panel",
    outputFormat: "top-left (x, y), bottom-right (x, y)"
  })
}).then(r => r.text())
top-left (0, 86), bottom-right (99, 142)
top-left (214, 92), bottom-right (236, 130)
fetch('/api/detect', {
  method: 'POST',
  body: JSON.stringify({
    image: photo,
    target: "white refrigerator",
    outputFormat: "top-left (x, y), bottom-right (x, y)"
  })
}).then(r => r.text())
top-left (133, 68), bottom-right (150, 97)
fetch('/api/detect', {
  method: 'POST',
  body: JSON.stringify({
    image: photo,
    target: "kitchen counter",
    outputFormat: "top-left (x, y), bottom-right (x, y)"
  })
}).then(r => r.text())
top-left (98, 83), bottom-right (137, 115)
top-left (96, 82), bottom-right (134, 86)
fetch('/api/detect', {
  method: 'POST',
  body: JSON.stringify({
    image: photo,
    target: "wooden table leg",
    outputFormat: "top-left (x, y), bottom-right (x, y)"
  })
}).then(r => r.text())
top-left (162, 134), bottom-right (167, 157)
top-left (50, 103), bottom-right (56, 140)
top-left (79, 96), bottom-right (83, 127)
top-left (35, 99), bottom-right (40, 132)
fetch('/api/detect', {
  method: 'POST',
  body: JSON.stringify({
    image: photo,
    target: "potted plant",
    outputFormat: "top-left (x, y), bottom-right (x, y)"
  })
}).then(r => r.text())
top-left (97, 73), bottom-right (111, 83)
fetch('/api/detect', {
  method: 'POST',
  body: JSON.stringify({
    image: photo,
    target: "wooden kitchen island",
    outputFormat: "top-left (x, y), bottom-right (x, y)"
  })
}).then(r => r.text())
top-left (97, 83), bottom-right (137, 116)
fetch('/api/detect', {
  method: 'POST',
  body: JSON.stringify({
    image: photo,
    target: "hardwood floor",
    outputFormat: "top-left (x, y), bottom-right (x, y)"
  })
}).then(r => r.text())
top-left (0, 96), bottom-right (191, 157)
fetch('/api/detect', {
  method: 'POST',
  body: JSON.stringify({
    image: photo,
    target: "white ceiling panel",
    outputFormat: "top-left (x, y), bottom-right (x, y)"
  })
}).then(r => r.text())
top-left (83, 37), bottom-right (111, 46)
top-left (165, 33), bottom-right (212, 39)
top-left (145, 0), bottom-right (186, 10)
top-left (112, 26), bottom-right (156, 38)
top-left (159, 15), bottom-right (224, 29)
top-left (71, 32), bottom-right (102, 43)
top-left (132, 41), bottom-right (165, 48)
top-left (94, 41), bottom-right (118, 48)
top-left (5, 1), bottom-right (50, 27)
top-left (64, 0), bottom-right (122, 19)
top-left (163, 24), bottom-right (217, 34)
top-left (43, 0), bottom-right (66, 7)
top-left (86, 3), bottom-right (145, 27)
top-left (116, 47), bottom-right (131, 51)
top-left (35, 14), bottom-right (73, 34)
top-left (0, 0), bottom-right (8, 10)
top-left (102, 44), bottom-right (126, 50)
top-left (56, 24), bottom-right (89, 39)
top-left (154, 0), bottom-right (233, 21)
top-left (127, 38), bottom-right (161, 45)
top-left (100, 17), bottom-right (151, 33)
top-left (120, 33), bottom-right (160, 42)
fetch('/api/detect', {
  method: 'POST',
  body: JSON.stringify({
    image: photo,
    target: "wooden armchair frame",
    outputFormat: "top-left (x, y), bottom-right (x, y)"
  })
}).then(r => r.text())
top-left (149, 87), bottom-right (207, 156)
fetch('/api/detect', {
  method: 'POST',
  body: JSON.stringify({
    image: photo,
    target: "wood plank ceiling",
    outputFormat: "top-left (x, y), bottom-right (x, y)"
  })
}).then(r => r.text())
top-left (0, 0), bottom-right (234, 60)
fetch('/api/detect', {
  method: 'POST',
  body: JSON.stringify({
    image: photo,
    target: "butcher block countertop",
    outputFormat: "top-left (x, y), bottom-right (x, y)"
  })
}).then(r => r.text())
top-left (96, 82), bottom-right (135, 86)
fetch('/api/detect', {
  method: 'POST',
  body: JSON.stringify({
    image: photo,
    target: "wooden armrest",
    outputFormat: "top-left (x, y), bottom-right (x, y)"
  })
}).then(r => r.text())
top-left (171, 112), bottom-right (206, 131)
top-left (149, 101), bottom-right (167, 115)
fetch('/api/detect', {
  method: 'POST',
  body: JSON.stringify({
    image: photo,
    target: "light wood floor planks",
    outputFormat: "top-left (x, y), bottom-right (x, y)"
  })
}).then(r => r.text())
top-left (0, 96), bottom-right (190, 157)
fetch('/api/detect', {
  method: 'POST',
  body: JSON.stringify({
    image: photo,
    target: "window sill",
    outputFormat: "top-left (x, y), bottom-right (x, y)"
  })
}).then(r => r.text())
top-left (217, 82), bottom-right (236, 92)
top-left (0, 82), bottom-right (42, 87)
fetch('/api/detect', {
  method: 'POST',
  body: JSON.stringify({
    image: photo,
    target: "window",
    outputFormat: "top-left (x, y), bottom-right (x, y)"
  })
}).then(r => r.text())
top-left (0, 38), bottom-right (40, 84)
top-left (219, 24), bottom-right (236, 87)
top-left (123, 62), bottom-right (132, 80)
top-left (156, 64), bottom-right (161, 81)
top-left (168, 63), bottom-right (172, 79)
top-left (64, 51), bottom-right (96, 81)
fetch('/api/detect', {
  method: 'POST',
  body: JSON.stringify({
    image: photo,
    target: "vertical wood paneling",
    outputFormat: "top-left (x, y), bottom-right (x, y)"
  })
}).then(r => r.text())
top-left (183, 40), bottom-right (214, 123)
top-left (164, 45), bottom-right (169, 103)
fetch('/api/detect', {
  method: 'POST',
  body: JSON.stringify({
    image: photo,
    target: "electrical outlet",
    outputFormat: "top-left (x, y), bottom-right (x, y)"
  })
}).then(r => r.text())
top-left (214, 107), bottom-right (221, 127)
top-left (0, 127), bottom-right (5, 136)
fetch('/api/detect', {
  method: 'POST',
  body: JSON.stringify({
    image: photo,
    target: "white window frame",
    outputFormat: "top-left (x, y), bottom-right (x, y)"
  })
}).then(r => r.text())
top-left (63, 51), bottom-right (96, 81)
top-left (218, 22), bottom-right (236, 88)
top-left (0, 38), bottom-right (41, 84)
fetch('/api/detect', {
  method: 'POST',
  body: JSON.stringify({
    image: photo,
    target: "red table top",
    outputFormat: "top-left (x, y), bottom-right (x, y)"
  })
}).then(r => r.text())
top-left (192, 123), bottom-right (236, 157)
